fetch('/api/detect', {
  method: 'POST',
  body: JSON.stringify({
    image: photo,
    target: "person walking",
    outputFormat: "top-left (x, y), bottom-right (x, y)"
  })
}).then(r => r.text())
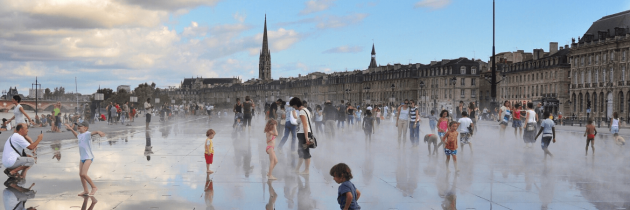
top-left (396, 99), bottom-right (410, 148)
top-left (292, 97), bottom-right (313, 174)
top-left (243, 96), bottom-right (255, 132)
top-left (323, 100), bottom-right (337, 139)
top-left (276, 102), bottom-right (286, 141)
top-left (122, 101), bottom-right (130, 126)
top-left (144, 98), bottom-right (153, 130)
top-left (278, 100), bottom-right (298, 153)
top-left (232, 98), bottom-right (243, 128)
top-left (346, 103), bottom-right (357, 128)
top-left (337, 100), bottom-right (347, 130)
top-left (6, 96), bottom-right (33, 129)
top-left (523, 102), bottom-right (538, 148)
top-left (499, 101), bottom-right (512, 140)
top-left (409, 100), bottom-right (421, 147)
top-left (314, 105), bottom-right (324, 134)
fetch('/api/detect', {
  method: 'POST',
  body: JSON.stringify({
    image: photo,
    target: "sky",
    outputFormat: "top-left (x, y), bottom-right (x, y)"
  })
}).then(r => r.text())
top-left (1, 0), bottom-right (630, 95)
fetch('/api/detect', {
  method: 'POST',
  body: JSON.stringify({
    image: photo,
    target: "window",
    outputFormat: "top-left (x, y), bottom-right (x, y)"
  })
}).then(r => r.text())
top-left (595, 69), bottom-right (599, 83)
top-left (471, 66), bottom-right (477, 74)
top-left (460, 78), bottom-right (465, 86)
top-left (624, 66), bottom-right (626, 82)
top-left (461, 89), bottom-right (465, 98)
top-left (460, 66), bottom-right (466, 74)
top-left (610, 67), bottom-right (614, 83)
top-left (589, 55), bottom-right (592, 65)
top-left (604, 53), bottom-right (607, 61)
top-left (471, 78), bottom-right (476, 86)
top-left (624, 51), bottom-right (627, 61)
top-left (581, 57), bottom-right (585, 66)
top-left (596, 55), bottom-right (599, 64)
top-left (472, 90), bottom-right (476, 98)
top-left (612, 51), bottom-right (615, 61)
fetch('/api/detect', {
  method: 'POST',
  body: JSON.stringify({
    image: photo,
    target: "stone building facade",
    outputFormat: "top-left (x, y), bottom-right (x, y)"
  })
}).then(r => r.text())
top-left (569, 10), bottom-right (630, 121)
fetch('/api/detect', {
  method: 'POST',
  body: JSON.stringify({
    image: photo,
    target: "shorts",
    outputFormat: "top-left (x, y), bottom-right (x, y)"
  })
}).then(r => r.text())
top-left (297, 134), bottom-right (312, 159)
top-left (7, 157), bottom-right (35, 169)
top-left (445, 149), bottom-right (457, 156)
top-left (438, 132), bottom-right (445, 139)
top-left (146, 113), bottom-right (151, 123)
top-left (205, 153), bottom-right (214, 164)
top-left (459, 133), bottom-right (471, 145)
top-left (81, 159), bottom-right (93, 163)
top-left (512, 119), bottom-right (522, 128)
top-left (55, 116), bottom-right (61, 127)
top-left (429, 120), bottom-right (437, 131)
top-left (587, 134), bottom-right (595, 140)
top-left (500, 121), bottom-right (508, 126)
top-left (611, 126), bottom-right (619, 134)
top-left (207, 110), bottom-right (211, 115)
top-left (541, 136), bottom-right (552, 149)
top-left (243, 114), bottom-right (252, 126)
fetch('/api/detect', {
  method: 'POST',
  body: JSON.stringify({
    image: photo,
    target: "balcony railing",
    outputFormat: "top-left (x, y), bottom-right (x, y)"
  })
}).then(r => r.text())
top-left (578, 84), bottom-right (583, 88)
top-left (460, 95), bottom-right (465, 98)
top-left (619, 81), bottom-right (625, 86)
top-left (599, 83), bottom-right (604, 87)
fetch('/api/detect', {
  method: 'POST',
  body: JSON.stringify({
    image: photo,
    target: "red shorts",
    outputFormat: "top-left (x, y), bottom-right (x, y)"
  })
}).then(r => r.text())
top-left (205, 153), bottom-right (213, 164)
top-left (587, 134), bottom-right (595, 140)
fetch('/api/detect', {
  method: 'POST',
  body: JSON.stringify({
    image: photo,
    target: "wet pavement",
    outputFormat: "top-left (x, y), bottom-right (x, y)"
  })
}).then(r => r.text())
top-left (0, 116), bottom-right (629, 210)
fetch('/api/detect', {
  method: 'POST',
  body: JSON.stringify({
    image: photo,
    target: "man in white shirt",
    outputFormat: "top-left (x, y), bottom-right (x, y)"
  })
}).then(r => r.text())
top-left (457, 111), bottom-right (474, 153)
top-left (3, 123), bottom-right (43, 179)
top-left (144, 98), bottom-right (152, 130)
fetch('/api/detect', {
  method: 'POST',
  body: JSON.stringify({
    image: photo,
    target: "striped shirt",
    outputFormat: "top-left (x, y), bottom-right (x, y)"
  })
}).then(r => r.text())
top-left (409, 107), bottom-right (417, 122)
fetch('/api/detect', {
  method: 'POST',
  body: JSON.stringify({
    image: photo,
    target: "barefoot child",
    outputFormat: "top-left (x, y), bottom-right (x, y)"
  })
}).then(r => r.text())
top-left (264, 119), bottom-right (278, 180)
top-left (330, 163), bottom-right (361, 210)
top-left (534, 111), bottom-right (556, 160)
top-left (584, 118), bottom-right (597, 156)
top-left (65, 121), bottom-right (105, 196)
top-left (441, 122), bottom-right (460, 172)
top-left (205, 129), bottom-right (215, 174)
top-left (362, 110), bottom-right (375, 147)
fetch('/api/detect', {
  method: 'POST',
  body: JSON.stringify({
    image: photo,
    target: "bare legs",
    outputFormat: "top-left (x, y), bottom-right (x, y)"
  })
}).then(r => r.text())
top-left (586, 139), bottom-right (595, 156)
top-left (445, 155), bottom-right (458, 172)
top-left (206, 163), bottom-right (213, 174)
top-left (514, 127), bottom-right (522, 141)
top-left (9, 166), bottom-right (30, 179)
top-left (78, 160), bottom-right (97, 196)
top-left (500, 124), bottom-right (507, 140)
top-left (267, 149), bottom-right (278, 180)
top-left (296, 158), bottom-right (310, 174)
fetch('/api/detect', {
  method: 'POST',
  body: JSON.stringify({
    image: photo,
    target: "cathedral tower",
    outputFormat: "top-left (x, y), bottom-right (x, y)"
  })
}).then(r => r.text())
top-left (369, 43), bottom-right (377, 69)
top-left (259, 15), bottom-right (271, 81)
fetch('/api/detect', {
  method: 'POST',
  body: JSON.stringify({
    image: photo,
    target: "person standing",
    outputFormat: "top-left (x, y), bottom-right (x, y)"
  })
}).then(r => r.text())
top-left (323, 100), bottom-right (337, 139)
top-left (396, 99), bottom-right (410, 148)
top-left (455, 101), bottom-right (464, 121)
top-left (110, 103), bottom-right (118, 126)
top-left (337, 100), bottom-right (346, 130)
top-left (428, 110), bottom-right (438, 134)
top-left (243, 96), bottom-right (255, 132)
top-left (523, 102), bottom-right (538, 148)
top-left (144, 98), bottom-right (153, 130)
top-left (293, 97), bottom-right (313, 175)
top-left (346, 103), bottom-right (356, 128)
top-left (499, 101), bottom-right (511, 140)
top-left (609, 112), bottom-right (620, 136)
top-left (6, 96), bottom-right (33, 129)
top-left (457, 111), bottom-right (474, 153)
top-left (314, 105), bottom-right (324, 134)
top-left (536, 103), bottom-right (544, 129)
top-left (232, 98), bottom-right (243, 128)
top-left (409, 100), bottom-right (421, 147)
top-left (276, 102), bottom-right (286, 141)
top-left (122, 101), bottom-right (130, 126)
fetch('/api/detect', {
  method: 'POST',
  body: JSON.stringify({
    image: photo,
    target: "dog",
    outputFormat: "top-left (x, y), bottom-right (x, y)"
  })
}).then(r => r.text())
top-left (424, 134), bottom-right (441, 155)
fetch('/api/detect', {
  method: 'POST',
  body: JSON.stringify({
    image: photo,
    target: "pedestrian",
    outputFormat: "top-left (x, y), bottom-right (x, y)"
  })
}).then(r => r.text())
top-left (264, 119), bottom-right (278, 180)
top-left (323, 100), bottom-right (337, 139)
top-left (144, 98), bottom-right (153, 130)
top-left (409, 100), bottom-right (421, 147)
top-left (457, 111), bottom-right (473, 153)
top-left (205, 129), bottom-right (215, 174)
top-left (584, 118), bottom-right (597, 156)
top-left (374, 106), bottom-right (382, 127)
top-left (122, 101), bottom-right (130, 126)
top-left (441, 121), bottom-right (459, 173)
top-left (243, 96), bottom-right (255, 132)
top-left (456, 101), bottom-right (464, 121)
top-left (314, 105), bottom-right (324, 134)
top-left (65, 121), bottom-right (104, 196)
top-left (468, 102), bottom-right (477, 131)
top-left (293, 97), bottom-right (313, 174)
top-left (54, 102), bottom-right (61, 132)
top-left (395, 99), bottom-right (410, 148)
top-left (110, 103), bottom-right (118, 125)
top-left (337, 100), bottom-right (346, 130)
top-left (512, 103), bottom-right (523, 141)
top-left (3, 123), bottom-right (43, 179)
top-left (6, 96), bottom-right (33, 129)
top-left (276, 101), bottom-right (285, 141)
top-left (362, 110), bottom-right (375, 147)
top-left (534, 111), bottom-right (556, 160)
top-left (278, 100), bottom-right (298, 153)
top-left (609, 112), bottom-right (620, 136)
top-left (346, 103), bottom-right (356, 128)
top-left (329, 163), bottom-right (361, 210)
top-left (232, 98), bottom-right (243, 128)
top-left (523, 102), bottom-right (538, 148)
top-left (499, 101), bottom-right (512, 140)
top-left (428, 110), bottom-right (438, 134)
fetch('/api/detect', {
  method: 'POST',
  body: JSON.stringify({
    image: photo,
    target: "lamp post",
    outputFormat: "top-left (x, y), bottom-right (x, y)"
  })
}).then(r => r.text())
top-left (32, 77), bottom-right (41, 116)
top-left (95, 93), bottom-right (104, 116)
top-left (419, 81), bottom-right (425, 114)
top-left (345, 89), bottom-right (351, 103)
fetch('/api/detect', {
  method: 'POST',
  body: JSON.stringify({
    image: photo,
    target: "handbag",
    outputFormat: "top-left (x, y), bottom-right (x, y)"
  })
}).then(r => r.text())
top-left (289, 109), bottom-right (299, 125)
top-left (526, 123), bottom-right (536, 131)
top-left (303, 110), bottom-right (318, 149)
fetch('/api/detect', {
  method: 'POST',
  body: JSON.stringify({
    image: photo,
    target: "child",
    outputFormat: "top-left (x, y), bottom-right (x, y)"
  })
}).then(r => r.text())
top-left (614, 133), bottom-right (626, 146)
top-left (534, 111), bottom-right (556, 160)
top-left (441, 121), bottom-right (460, 172)
top-left (584, 118), bottom-right (597, 156)
top-left (205, 129), bottom-right (215, 174)
top-left (64, 121), bottom-right (105, 196)
top-left (428, 110), bottom-right (438, 134)
top-left (264, 119), bottom-right (278, 180)
top-left (512, 104), bottom-right (523, 141)
top-left (362, 110), bottom-right (375, 147)
top-left (330, 163), bottom-right (361, 210)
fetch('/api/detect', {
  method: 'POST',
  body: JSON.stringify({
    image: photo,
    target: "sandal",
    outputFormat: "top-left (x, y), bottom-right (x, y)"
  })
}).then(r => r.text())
top-left (4, 169), bottom-right (18, 178)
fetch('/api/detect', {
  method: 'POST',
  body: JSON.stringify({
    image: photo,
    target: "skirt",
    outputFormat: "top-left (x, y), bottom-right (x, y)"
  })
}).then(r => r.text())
top-left (523, 122), bottom-right (537, 143)
top-left (512, 119), bottom-right (523, 128)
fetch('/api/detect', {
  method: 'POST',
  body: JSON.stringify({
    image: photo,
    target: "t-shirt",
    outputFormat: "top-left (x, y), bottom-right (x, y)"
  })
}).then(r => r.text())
top-left (444, 131), bottom-right (458, 150)
top-left (298, 108), bottom-right (313, 134)
top-left (54, 107), bottom-right (60, 116)
top-left (323, 105), bottom-right (337, 121)
top-left (541, 119), bottom-right (555, 137)
top-left (2, 133), bottom-right (30, 168)
top-left (78, 131), bottom-right (94, 160)
top-left (500, 106), bottom-right (510, 123)
top-left (337, 181), bottom-right (361, 210)
top-left (144, 102), bottom-right (152, 111)
top-left (13, 104), bottom-right (24, 124)
top-left (205, 138), bottom-right (214, 154)
top-left (457, 117), bottom-right (473, 133)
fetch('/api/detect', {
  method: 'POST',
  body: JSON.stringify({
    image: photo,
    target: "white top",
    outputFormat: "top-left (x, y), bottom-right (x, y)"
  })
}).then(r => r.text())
top-left (526, 110), bottom-right (537, 123)
top-left (298, 108), bottom-right (313, 134)
top-left (13, 104), bottom-right (24, 124)
top-left (612, 118), bottom-right (619, 127)
top-left (144, 102), bottom-right (152, 111)
top-left (315, 110), bottom-right (323, 122)
top-left (2, 133), bottom-right (30, 168)
top-left (457, 117), bottom-right (473, 133)
top-left (78, 131), bottom-right (94, 160)
top-left (398, 107), bottom-right (409, 120)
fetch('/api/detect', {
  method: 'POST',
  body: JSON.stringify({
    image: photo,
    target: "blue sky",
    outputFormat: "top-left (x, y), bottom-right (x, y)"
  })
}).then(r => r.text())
top-left (1, 0), bottom-right (629, 94)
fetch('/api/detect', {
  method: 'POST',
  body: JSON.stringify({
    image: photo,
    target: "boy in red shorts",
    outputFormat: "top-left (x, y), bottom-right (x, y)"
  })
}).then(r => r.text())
top-left (584, 118), bottom-right (597, 156)
top-left (205, 129), bottom-right (215, 174)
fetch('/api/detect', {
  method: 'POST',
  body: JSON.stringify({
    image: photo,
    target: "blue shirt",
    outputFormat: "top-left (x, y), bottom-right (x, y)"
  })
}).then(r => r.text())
top-left (541, 119), bottom-right (555, 137)
top-left (338, 181), bottom-right (360, 210)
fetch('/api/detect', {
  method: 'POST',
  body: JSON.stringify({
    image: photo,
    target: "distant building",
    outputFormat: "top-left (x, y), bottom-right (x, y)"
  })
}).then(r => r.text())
top-left (117, 85), bottom-right (131, 93)
top-left (28, 89), bottom-right (44, 99)
top-left (6, 87), bottom-right (18, 100)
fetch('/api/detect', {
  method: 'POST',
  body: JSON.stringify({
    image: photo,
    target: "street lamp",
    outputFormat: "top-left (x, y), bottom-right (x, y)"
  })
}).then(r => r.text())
top-left (32, 77), bottom-right (41, 116)
top-left (95, 93), bottom-right (104, 115)
top-left (419, 81), bottom-right (425, 114)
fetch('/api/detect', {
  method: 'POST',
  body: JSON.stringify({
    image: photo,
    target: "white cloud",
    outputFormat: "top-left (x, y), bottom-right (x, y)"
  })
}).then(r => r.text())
top-left (233, 12), bottom-right (246, 23)
top-left (300, 0), bottom-right (336, 15)
top-left (323, 45), bottom-right (363, 54)
top-left (414, 0), bottom-right (452, 10)
top-left (316, 13), bottom-right (368, 29)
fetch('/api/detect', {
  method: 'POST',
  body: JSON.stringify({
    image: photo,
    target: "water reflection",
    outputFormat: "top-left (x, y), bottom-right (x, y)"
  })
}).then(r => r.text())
top-left (283, 173), bottom-right (297, 209)
top-left (204, 174), bottom-right (215, 210)
top-left (297, 174), bottom-right (315, 209)
top-left (536, 164), bottom-right (555, 210)
top-left (440, 173), bottom-right (457, 210)
top-left (145, 131), bottom-right (153, 161)
top-left (51, 140), bottom-right (61, 161)
top-left (265, 180), bottom-right (277, 210)
top-left (79, 196), bottom-right (97, 210)
top-left (395, 151), bottom-right (420, 197)
top-left (3, 178), bottom-right (36, 210)
top-left (232, 136), bottom-right (254, 177)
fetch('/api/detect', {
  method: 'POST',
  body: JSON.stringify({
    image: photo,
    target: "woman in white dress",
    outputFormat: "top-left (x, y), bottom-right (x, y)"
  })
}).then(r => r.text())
top-left (7, 95), bottom-right (33, 128)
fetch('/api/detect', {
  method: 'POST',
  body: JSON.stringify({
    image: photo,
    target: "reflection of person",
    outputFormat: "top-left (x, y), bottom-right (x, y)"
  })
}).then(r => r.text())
top-left (80, 195), bottom-right (98, 210)
top-left (65, 121), bottom-right (105, 196)
top-left (51, 140), bottom-right (62, 161)
top-left (330, 163), bottom-right (361, 210)
top-left (204, 173), bottom-right (215, 210)
top-left (3, 123), bottom-right (43, 179)
top-left (205, 129), bottom-right (215, 174)
top-left (441, 173), bottom-right (457, 210)
top-left (3, 178), bottom-right (36, 210)
top-left (265, 180), bottom-right (277, 210)
top-left (145, 131), bottom-right (153, 161)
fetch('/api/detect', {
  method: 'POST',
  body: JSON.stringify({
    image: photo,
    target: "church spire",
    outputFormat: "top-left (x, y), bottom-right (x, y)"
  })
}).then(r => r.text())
top-left (259, 14), bottom-right (272, 80)
top-left (369, 43), bottom-right (377, 69)
top-left (262, 14), bottom-right (269, 54)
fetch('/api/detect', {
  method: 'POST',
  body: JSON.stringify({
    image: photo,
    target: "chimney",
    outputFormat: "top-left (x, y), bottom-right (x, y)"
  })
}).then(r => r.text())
top-left (565, 44), bottom-right (569, 49)
top-left (559, 46), bottom-right (564, 50)
top-left (394, 63), bottom-right (401, 70)
top-left (549, 42), bottom-right (558, 55)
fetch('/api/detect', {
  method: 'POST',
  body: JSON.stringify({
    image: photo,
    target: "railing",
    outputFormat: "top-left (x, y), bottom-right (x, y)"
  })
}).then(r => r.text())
top-left (578, 84), bottom-right (583, 88)
top-left (585, 83), bottom-right (590, 88)
top-left (599, 83), bottom-right (604, 87)
top-left (572, 84), bottom-right (577, 89)
top-left (619, 81), bottom-right (624, 86)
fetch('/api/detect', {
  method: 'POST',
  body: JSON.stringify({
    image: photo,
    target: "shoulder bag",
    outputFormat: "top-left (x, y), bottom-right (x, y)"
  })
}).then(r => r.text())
top-left (9, 137), bottom-right (27, 157)
top-left (303, 109), bottom-right (318, 149)
top-left (289, 109), bottom-right (299, 126)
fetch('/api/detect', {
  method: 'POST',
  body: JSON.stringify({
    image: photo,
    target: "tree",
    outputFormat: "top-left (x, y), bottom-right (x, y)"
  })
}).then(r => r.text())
top-left (44, 88), bottom-right (51, 99)
top-left (97, 88), bottom-right (114, 100)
